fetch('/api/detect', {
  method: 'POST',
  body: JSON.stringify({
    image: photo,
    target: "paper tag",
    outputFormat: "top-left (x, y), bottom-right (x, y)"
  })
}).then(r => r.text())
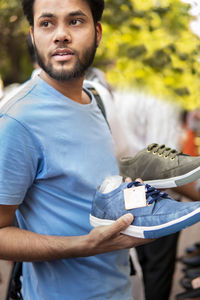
top-left (124, 186), bottom-right (147, 210)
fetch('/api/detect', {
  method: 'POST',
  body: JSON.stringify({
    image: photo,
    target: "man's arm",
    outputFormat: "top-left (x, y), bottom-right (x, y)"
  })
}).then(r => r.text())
top-left (0, 205), bottom-right (152, 262)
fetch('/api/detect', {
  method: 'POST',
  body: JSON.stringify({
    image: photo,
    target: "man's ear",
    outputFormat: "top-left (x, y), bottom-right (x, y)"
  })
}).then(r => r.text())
top-left (96, 22), bottom-right (102, 47)
top-left (30, 27), bottom-right (35, 46)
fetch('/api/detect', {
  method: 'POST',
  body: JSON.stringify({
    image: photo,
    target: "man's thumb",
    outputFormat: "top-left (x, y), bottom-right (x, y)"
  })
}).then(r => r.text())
top-left (111, 213), bottom-right (134, 234)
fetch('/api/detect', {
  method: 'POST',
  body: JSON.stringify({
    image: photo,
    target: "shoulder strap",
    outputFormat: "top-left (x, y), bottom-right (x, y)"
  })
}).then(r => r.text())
top-left (84, 83), bottom-right (110, 129)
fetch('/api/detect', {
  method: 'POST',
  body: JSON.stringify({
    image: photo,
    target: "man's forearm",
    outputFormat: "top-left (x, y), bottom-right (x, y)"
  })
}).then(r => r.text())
top-left (0, 226), bottom-right (88, 261)
top-left (0, 215), bottom-right (152, 262)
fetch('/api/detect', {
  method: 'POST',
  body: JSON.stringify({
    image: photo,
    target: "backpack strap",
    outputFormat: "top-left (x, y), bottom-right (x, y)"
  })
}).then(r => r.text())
top-left (6, 262), bottom-right (23, 300)
top-left (84, 83), bottom-right (110, 130)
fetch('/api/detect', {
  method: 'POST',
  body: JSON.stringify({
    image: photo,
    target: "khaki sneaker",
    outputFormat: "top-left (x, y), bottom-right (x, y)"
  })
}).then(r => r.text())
top-left (119, 143), bottom-right (200, 189)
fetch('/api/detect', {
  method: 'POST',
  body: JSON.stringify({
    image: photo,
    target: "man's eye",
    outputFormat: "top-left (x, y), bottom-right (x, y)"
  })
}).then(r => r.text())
top-left (42, 21), bottom-right (49, 27)
top-left (71, 19), bottom-right (81, 26)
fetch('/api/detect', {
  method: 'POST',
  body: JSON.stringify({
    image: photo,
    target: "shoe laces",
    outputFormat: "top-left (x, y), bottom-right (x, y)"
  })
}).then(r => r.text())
top-left (147, 143), bottom-right (181, 160)
top-left (127, 181), bottom-right (168, 205)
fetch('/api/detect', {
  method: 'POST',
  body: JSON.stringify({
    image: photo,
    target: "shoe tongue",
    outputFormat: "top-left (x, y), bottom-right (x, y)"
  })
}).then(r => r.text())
top-left (99, 175), bottom-right (123, 193)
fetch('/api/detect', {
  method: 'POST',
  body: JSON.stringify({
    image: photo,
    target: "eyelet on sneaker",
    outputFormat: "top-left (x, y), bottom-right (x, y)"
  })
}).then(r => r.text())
top-left (158, 153), bottom-right (163, 157)
top-left (153, 151), bottom-right (157, 155)
top-left (170, 157), bottom-right (175, 160)
top-left (164, 155), bottom-right (169, 159)
top-left (147, 149), bottom-right (151, 153)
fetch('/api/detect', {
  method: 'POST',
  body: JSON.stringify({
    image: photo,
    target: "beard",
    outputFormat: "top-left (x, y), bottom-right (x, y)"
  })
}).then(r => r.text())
top-left (33, 36), bottom-right (97, 82)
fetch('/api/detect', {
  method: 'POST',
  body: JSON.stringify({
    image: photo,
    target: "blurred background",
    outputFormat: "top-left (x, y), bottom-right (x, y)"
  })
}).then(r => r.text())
top-left (1, 0), bottom-right (200, 110)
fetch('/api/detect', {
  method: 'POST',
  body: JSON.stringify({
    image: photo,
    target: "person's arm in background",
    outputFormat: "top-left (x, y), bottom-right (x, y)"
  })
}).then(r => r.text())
top-left (174, 183), bottom-right (200, 201)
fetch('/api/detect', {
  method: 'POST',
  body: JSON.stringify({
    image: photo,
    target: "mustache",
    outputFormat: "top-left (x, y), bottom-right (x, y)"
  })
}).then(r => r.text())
top-left (33, 42), bottom-right (78, 59)
top-left (53, 44), bottom-right (77, 54)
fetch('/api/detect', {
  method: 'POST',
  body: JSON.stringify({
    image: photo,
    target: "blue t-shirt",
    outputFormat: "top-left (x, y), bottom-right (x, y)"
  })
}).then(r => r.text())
top-left (0, 75), bottom-right (132, 300)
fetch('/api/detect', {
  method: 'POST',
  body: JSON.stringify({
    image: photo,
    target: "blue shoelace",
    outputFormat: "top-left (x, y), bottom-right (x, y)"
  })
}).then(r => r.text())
top-left (127, 181), bottom-right (168, 205)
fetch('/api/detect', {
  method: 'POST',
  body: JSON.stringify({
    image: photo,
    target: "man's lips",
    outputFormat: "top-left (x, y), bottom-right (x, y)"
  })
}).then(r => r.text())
top-left (52, 48), bottom-right (75, 62)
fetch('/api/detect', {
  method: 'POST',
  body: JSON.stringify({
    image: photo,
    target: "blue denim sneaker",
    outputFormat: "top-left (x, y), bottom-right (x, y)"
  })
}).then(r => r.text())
top-left (90, 179), bottom-right (200, 239)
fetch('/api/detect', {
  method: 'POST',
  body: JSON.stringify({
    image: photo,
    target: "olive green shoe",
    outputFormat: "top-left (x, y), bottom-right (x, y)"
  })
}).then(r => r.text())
top-left (119, 143), bottom-right (200, 189)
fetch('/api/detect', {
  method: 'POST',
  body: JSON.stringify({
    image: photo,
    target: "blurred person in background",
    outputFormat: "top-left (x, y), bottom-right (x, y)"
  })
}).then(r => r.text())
top-left (175, 108), bottom-right (200, 300)
top-left (115, 91), bottom-right (200, 300)
top-left (180, 110), bottom-right (199, 157)
top-left (111, 87), bottom-right (183, 300)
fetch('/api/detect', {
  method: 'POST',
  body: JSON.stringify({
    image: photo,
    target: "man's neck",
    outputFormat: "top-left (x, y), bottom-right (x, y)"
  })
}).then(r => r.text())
top-left (40, 70), bottom-right (91, 105)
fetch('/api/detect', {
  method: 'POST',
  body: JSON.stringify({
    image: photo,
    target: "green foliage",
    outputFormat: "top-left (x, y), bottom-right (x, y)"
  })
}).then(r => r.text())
top-left (95, 0), bottom-right (200, 109)
top-left (1, 0), bottom-right (200, 109)
top-left (0, 0), bottom-right (30, 84)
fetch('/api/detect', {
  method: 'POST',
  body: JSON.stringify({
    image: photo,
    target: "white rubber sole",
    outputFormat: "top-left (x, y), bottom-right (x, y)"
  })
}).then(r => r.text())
top-left (144, 166), bottom-right (200, 189)
top-left (90, 207), bottom-right (200, 239)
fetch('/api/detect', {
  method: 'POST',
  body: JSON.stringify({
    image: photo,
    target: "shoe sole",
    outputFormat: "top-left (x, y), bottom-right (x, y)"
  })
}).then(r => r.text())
top-left (90, 207), bottom-right (200, 239)
top-left (144, 166), bottom-right (200, 189)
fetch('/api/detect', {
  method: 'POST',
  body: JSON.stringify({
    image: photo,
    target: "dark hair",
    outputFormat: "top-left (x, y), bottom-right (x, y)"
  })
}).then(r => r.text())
top-left (22, 0), bottom-right (104, 26)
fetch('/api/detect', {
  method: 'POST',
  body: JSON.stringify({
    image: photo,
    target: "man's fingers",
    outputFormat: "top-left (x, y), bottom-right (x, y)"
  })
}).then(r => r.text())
top-left (125, 177), bottom-right (132, 183)
top-left (135, 178), bottom-right (144, 184)
top-left (104, 213), bottom-right (134, 238)
top-left (124, 177), bottom-right (144, 184)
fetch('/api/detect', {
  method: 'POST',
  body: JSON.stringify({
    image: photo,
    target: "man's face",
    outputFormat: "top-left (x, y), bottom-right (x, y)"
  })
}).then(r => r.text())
top-left (31, 0), bottom-right (102, 81)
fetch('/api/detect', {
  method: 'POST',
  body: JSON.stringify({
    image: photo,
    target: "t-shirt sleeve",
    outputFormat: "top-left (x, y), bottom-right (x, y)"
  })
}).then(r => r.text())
top-left (0, 114), bottom-right (41, 205)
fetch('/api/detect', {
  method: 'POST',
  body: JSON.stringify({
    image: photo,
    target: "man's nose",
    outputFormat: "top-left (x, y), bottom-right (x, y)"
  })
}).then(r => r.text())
top-left (53, 26), bottom-right (72, 43)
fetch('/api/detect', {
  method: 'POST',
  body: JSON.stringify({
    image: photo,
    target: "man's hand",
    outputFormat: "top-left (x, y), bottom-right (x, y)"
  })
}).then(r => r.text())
top-left (84, 176), bottom-right (152, 256)
top-left (125, 177), bottom-right (144, 184)
top-left (0, 178), bottom-right (153, 261)
top-left (85, 213), bottom-right (154, 256)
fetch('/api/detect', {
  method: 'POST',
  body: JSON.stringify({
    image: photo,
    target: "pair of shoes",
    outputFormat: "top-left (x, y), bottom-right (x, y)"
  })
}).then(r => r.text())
top-left (119, 143), bottom-right (200, 189)
top-left (180, 248), bottom-right (200, 263)
top-left (179, 245), bottom-right (200, 264)
top-left (185, 267), bottom-right (200, 279)
top-left (180, 277), bottom-right (193, 290)
top-left (176, 288), bottom-right (200, 299)
top-left (90, 178), bottom-right (200, 239)
top-left (181, 255), bottom-right (200, 268)
top-left (185, 243), bottom-right (200, 255)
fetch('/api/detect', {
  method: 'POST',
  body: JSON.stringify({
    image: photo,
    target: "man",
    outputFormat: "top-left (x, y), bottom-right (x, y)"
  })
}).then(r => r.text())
top-left (0, 0), bottom-right (151, 299)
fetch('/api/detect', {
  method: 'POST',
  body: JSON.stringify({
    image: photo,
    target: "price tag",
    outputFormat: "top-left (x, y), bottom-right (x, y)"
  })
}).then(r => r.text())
top-left (124, 186), bottom-right (147, 210)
